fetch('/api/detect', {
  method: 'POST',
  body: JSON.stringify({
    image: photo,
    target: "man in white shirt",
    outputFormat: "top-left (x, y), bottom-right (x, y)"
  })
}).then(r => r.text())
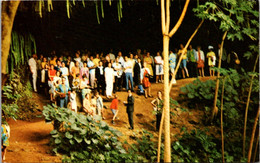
top-left (113, 57), bottom-right (123, 92)
top-left (28, 54), bottom-right (38, 92)
top-left (124, 56), bottom-right (134, 92)
top-left (88, 56), bottom-right (96, 89)
top-left (118, 51), bottom-right (125, 65)
top-left (109, 49), bottom-right (115, 62)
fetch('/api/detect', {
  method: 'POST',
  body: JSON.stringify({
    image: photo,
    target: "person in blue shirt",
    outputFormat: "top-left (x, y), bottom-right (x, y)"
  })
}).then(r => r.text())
top-left (169, 50), bottom-right (177, 84)
top-left (56, 77), bottom-right (71, 108)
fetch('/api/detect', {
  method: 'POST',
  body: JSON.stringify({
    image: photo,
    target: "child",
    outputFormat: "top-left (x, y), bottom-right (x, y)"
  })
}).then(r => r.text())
top-left (70, 89), bottom-right (77, 113)
top-left (72, 73), bottom-right (80, 90)
top-left (1, 117), bottom-right (10, 161)
top-left (90, 95), bottom-right (97, 116)
top-left (96, 91), bottom-right (105, 119)
top-left (110, 95), bottom-right (119, 124)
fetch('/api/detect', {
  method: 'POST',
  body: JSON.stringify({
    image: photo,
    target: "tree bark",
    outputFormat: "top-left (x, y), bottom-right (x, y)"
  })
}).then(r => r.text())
top-left (157, 108), bottom-right (164, 163)
top-left (211, 31), bottom-right (228, 121)
top-left (1, 1), bottom-right (20, 86)
top-left (252, 129), bottom-right (259, 163)
top-left (243, 54), bottom-right (259, 157)
top-left (247, 107), bottom-right (260, 162)
top-left (157, 0), bottom-right (190, 162)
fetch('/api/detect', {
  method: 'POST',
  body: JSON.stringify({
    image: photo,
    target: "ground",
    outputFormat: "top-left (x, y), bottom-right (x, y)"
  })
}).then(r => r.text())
top-left (5, 76), bottom-right (217, 162)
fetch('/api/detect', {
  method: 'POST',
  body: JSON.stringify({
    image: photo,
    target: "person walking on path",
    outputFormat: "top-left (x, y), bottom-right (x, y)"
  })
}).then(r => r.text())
top-left (110, 94), bottom-right (119, 124)
top-left (124, 90), bottom-right (135, 130)
top-left (151, 91), bottom-right (163, 131)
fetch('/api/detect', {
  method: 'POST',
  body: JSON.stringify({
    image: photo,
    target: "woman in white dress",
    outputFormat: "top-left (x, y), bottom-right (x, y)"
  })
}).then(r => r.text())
top-left (154, 52), bottom-right (164, 83)
top-left (104, 62), bottom-right (115, 98)
top-left (60, 62), bottom-right (70, 86)
top-left (70, 89), bottom-right (77, 112)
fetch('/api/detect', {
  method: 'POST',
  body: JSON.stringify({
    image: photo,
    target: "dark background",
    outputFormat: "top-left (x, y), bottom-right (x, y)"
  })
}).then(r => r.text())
top-left (12, 0), bottom-right (257, 70)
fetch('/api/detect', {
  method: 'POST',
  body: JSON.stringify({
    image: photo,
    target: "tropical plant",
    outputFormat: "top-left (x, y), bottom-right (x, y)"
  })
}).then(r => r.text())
top-left (42, 104), bottom-right (147, 162)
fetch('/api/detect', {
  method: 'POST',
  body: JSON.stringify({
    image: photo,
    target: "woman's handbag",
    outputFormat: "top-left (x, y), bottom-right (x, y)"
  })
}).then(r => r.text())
top-left (60, 93), bottom-right (66, 99)
top-left (197, 60), bottom-right (204, 68)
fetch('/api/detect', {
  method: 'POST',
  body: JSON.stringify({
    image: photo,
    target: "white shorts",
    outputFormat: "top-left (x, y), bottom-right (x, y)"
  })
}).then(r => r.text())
top-left (155, 65), bottom-right (164, 75)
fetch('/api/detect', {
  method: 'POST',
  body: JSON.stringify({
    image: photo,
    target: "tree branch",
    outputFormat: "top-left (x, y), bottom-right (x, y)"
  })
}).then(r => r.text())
top-left (168, 0), bottom-right (190, 37)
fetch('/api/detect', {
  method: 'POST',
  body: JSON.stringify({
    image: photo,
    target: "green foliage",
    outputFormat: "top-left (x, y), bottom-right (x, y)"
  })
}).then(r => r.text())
top-left (8, 31), bottom-right (36, 77)
top-left (180, 68), bottom-right (259, 161)
top-left (193, 0), bottom-right (259, 41)
top-left (42, 104), bottom-right (145, 162)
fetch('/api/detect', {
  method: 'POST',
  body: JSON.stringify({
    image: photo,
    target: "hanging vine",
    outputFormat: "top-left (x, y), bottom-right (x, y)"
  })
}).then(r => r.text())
top-left (7, 31), bottom-right (37, 77)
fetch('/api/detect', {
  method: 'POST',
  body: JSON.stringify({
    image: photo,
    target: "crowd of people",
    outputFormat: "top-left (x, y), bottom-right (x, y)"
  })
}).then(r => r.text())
top-left (28, 44), bottom-right (227, 130)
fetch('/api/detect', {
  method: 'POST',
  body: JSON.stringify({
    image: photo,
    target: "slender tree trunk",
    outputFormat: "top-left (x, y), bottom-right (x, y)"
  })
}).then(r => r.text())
top-left (1, 1), bottom-right (20, 86)
top-left (163, 35), bottom-right (171, 162)
top-left (243, 54), bottom-right (259, 157)
top-left (169, 19), bottom-right (204, 88)
top-left (220, 77), bottom-right (226, 163)
top-left (247, 107), bottom-right (260, 162)
top-left (157, 0), bottom-right (190, 162)
top-left (252, 129), bottom-right (259, 163)
top-left (157, 108), bottom-right (164, 162)
top-left (211, 31), bottom-right (228, 121)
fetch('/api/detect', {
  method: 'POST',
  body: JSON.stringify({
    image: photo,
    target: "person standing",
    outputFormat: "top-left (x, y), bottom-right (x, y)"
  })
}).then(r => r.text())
top-left (70, 89), bottom-right (77, 112)
top-left (154, 52), bottom-right (164, 83)
top-left (178, 44), bottom-right (189, 78)
top-left (96, 61), bottom-right (105, 95)
top-left (60, 62), bottom-right (70, 86)
top-left (133, 58), bottom-right (144, 94)
top-left (169, 51), bottom-right (177, 84)
top-left (110, 94), bottom-right (119, 124)
top-left (93, 53), bottom-right (100, 67)
top-left (80, 62), bottom-right (89, 82)
top-left (56, 77), bottom-right (71, 108)
top-left (124, 90), bottom-right (135, 130)
top-left (96, 91), bottom-right (104, 119)
top-left (109, 49), bottom-right (116, 62)
top-left (195, 46), bottom-right (205, 77)
top-left (142, 62), bottom-right (152, 98)
top-left (207, 46), bottom-right (216, 76)
top-left (88, 56), bottom-right (96, 89)
top-left (151, 91), bottom-right (163, 131)
top-left (112, 57), bottom-right (123, 93)
top-left (124, 56), bottom-right (134, 92)
top-left (143, 52), bottom-right (154, 77)
top-left (117, 51), bottom-right (125, 65)
top-left (28, 54), bottom-right (38, 92)
top-left (187, 45), bottom-right (198, 77)
top-left (104, 62), bottom-right (115, 98)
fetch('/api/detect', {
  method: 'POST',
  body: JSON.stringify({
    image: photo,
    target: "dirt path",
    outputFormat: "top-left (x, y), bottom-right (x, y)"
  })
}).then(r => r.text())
top-left (5, 77), bottom-right (215, 162)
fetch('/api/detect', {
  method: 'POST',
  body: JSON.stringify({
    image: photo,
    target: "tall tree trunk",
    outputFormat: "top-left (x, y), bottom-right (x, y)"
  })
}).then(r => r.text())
top-left (169, 19), bottom-right (204, 88)
top-left (243, 54), bottom-right (259, 157)
top-left (247, 107), bottom-right (260, 162)
top-left (211, 31), bottom-right (228, 121)
top-left (158, 0), bottom-right (190, 162)
top-left (252, 129), bottom-right (259, 163)
top-left (220, 77), bottom-right (226, 163)
top-left (1, 1), bottom-right (20, 86)
top-left (157, 108), bottom-right (164, 162)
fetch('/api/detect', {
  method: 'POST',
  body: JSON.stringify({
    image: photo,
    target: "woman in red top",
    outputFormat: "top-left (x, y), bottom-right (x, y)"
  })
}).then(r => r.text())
top-left (48, 64), bottom-right (56, 81)
top-left (142, 62), bottom-right (152, 98)
top-left (110, 95), bottom-right (119, 124)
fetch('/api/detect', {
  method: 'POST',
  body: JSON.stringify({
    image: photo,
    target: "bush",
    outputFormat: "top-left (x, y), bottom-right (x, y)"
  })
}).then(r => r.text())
top-left (43, 104), bottom-right (145, 162)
